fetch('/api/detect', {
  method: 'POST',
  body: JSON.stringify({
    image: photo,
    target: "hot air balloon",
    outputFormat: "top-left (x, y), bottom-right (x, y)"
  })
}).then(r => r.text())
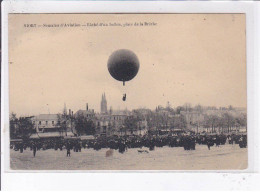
top-left (107, 49), bottom-right (140, 101)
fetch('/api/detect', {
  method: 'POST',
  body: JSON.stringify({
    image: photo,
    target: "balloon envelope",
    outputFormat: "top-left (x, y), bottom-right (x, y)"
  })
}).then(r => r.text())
top-left (107, 49), bottom-right (140, 82)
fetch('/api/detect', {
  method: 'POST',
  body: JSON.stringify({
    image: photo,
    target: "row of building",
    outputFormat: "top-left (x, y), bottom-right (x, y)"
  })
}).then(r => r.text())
top-left (30, 93), bottom-right (148, 139)
top-left (29, 93), bottom-right (247, 139)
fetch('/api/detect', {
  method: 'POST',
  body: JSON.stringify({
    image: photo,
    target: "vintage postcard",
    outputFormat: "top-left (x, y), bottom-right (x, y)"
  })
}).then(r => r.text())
top-left (8, 13), bottom-right (247, 170)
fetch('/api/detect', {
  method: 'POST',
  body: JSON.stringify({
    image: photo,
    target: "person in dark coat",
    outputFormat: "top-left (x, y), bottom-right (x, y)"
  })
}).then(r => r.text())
top-left (149, 138), bottom-right (155, 151)
top-left (206, 137), bottom-right (214, 150)
top-left (19, 143), bottom-right (24, 153)
top-left (66, 141), bottom-right (71, 157)
top-left (215, 135), bottom-right (221, 147)
top-left (32, 143), bottom-right (37, 157)
top-left (239, 135), bottom-right (247, 148)
top-left (118, 141), bottom-right (126, 153)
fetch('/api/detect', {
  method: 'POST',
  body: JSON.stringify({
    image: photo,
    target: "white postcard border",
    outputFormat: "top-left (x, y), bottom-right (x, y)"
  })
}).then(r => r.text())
top-left (1, 0), bottom-right (260, 190)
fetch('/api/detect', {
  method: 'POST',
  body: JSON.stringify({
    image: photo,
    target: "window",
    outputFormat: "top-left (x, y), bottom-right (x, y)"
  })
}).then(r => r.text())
top-left (46, 121), bottom-right (48, 125)
top-left (38, 128), bottom-right (42, 132)
top-left (39, 121), bottom-right (41, 125)
top-left (52, 121), bottom-right (54, 125)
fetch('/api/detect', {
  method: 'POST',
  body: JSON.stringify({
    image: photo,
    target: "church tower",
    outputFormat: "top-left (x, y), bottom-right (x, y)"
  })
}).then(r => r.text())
top-left (101, 93), bottom-right (107, 114)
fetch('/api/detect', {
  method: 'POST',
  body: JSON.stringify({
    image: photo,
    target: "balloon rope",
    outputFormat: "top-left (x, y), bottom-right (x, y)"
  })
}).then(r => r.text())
top-left (122, 81), bottom-right (126, 101)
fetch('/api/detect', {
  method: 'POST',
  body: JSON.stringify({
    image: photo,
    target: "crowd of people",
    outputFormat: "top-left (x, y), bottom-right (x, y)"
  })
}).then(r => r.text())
top-left (10, 133), bottom-right (247, 157)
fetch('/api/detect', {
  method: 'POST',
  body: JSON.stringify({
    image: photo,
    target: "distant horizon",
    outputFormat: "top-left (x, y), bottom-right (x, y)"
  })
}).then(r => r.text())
top-left (10, 98), bottom-right (247, 117)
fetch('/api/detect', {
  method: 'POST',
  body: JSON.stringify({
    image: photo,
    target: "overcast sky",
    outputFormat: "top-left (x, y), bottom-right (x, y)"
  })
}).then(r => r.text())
top-left (9, 14), bottom-right (246, 116)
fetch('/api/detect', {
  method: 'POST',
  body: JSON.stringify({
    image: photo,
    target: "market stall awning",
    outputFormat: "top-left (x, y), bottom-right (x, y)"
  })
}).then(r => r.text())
top-left (10, 139), bottom-right (23, 142)
top-left (80, 135), bottom-right (95, 140)
top-left (30, 131), bottom-right (75, 139)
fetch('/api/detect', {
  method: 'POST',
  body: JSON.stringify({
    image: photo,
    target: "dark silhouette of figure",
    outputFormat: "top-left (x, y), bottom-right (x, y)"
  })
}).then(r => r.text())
top-left (19, 143), bottom-right (24, 153)
top-left (118, 141), bottom-right (126, 153)
top-left (32, 143), bottom-right (37, 157)
top-left (66, 142), bottom-right (71, 157)
top-left (239, 135), bottom-right (247, 148)
top-left (122, 94), bottom-right (126, 101)
top-left (206, 137), bottom-right (214, 150)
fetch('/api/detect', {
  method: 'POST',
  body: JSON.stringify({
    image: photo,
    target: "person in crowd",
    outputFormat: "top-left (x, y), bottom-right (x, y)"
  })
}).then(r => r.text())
top-left (32, 142), bottom-right (37, 157)
top-left (66, 141), bottom-right (71, 157)
top-left (206, 136), bottom-right (214, 150)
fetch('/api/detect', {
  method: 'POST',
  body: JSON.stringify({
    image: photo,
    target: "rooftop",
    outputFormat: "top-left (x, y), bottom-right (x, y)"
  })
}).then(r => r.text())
top-left (33, 114), bottom-right (59, 120)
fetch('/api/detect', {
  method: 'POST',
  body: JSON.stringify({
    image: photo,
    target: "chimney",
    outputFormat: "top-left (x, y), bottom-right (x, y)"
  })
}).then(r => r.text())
top-left (69, 109), bottom-right (71, 116)
top-left (72, 111), bottom-right (73, 116)
top-left (86, 103), bottom-right (89, 111)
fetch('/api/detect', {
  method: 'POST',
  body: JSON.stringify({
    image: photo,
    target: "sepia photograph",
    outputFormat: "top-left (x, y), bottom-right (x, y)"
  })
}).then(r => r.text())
top-left (8, 13), bottom-right (247, 170)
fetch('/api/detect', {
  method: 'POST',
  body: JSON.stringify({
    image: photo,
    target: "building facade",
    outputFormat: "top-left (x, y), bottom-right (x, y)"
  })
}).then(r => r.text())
top-left (32, 114), bottom-right (60, 133)
top-left (95, 93), bottom-right (147, 136)
top-left (96, 110), bottom-right (129, 136)
top-left (30, 113), bottom-right (75, 138)
top-left (75, 103), bottom-right (95, 119)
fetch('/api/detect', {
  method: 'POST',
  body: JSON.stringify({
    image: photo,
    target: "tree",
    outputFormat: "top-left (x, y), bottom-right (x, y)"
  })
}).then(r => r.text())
top-left (234, 113), bottom-right (247, 131)
top-left (176, 106), bottom-right (185, 114)
top-left (194, 104), bottom-right (203, 113)
top-left (57, 108), bottom-right (70, 136)
top-left (10, 113), bottom-right (34, 139)
top-left (10, 113), bottom-right (18, 139)
top-left (173, 115), bottom-right (187, 129)
top-left (203, 115), bottom-right (211, 132)
top-left (228, 105), bottom-right (234, 110)
top-left (75, 113), bottom-right (96, 135)
top-left (238, 113), bottom-right (246, 126)
top-left (184, 103), bottom-right (192, 112)
top-left (84, 119), bottom-right (96, 135)
top-left (208, 115), bottom-right (219, 133)
top-left (146, 111), bottom-right (158, 130)
top-left (17, 117), bottom-right (34, 139)
top-left (75, 113), bottom-right (86, 135)
top-left (124, 116), bottom-right (139, 134)
top-left (221, 112), bottom-right (235, 133)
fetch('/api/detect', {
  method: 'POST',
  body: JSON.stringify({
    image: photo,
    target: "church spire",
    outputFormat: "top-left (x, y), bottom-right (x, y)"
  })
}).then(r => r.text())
top-left (101, 92), bottom-right (108, 114)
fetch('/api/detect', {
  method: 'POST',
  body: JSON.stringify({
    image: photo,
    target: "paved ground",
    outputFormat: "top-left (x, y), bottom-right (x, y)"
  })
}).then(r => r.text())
top-left (10, 144), bottom-right (247, 170)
